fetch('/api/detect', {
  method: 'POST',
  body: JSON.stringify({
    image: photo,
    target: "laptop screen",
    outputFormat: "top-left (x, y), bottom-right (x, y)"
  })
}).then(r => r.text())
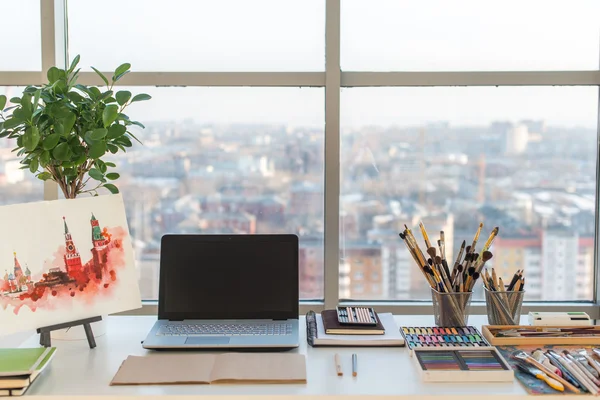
top-left (158, 234), bottom-right (299, 320)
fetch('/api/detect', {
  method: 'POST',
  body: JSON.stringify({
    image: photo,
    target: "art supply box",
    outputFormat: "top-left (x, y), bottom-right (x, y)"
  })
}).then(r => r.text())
top-left (412, 347), bottom-right (514, 382)
top-left (482, 325), bottom-right (600, 346)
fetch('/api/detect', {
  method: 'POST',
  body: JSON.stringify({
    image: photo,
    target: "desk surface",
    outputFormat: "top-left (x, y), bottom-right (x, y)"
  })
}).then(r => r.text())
top-left (13, 315), bottom-right (567, 398)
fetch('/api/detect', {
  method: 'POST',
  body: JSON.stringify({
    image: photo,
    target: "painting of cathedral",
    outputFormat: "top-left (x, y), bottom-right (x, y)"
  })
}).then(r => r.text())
top-left (0, 194), bottom-right (141, 335)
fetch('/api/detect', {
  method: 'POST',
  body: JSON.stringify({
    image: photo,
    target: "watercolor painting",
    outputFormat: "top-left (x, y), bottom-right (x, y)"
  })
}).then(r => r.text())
top-left (0, 194), bottom-right (141, 335)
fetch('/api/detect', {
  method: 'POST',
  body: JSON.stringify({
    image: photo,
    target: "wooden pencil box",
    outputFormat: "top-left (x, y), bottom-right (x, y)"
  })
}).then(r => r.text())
top-left (482, 325), bottom-right (600, 346)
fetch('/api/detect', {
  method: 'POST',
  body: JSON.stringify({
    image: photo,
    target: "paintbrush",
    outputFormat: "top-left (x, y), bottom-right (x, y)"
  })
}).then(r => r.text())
top-left (399, 232), bottom-right (435, 288)
top-left (471, 222), bottom-right (483, 253)
top-left (451, 240), bottom-right (466, 280)
top-left (512, 350), bottom-right (580, 393)
top-left (514, 359), bottom-right (564, 392)
top-left (545, 350), bottom-right (582, 389)
top-left (480, 226), bottom-right (499, 254)
top-left (474, 251), bottom-right (493, 274)
top-left (419, 220), bottom-right (432, 250)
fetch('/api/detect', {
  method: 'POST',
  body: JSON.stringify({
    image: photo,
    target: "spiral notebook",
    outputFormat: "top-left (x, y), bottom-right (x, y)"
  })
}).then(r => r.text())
top-left (306, 311), bottom-right (405, 347)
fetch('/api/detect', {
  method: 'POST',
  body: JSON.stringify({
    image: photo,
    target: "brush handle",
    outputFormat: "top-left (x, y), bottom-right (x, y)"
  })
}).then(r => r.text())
top-left (523, 355), bottom-right (580, 393)
top-left (538, 373), bottom-right (564, 392)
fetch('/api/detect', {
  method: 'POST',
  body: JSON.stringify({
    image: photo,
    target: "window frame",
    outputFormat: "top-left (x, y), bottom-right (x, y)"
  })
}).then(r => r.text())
top-left (1, 0), bottom-right (598, 317)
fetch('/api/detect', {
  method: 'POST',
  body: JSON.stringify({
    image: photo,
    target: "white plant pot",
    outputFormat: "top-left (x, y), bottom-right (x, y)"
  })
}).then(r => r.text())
top-left (50, 315), bottom-right (107, 341)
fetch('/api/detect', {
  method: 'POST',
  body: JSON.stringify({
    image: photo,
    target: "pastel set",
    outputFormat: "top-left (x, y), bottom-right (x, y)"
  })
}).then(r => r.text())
top-left (401, 326), bottom-right (489, 349)
top-left (412, 347), bottom-right (514, 382)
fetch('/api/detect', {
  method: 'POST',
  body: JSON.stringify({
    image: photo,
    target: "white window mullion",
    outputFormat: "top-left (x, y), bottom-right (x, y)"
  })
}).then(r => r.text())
top-left (76, 72), bottom-right (325, 87)
top-left (324, 0), bottom-right (341, 309)
top-left (342, 71), bottom-right (600, 87)
top-left (40, 0), bottom-right (67, 201)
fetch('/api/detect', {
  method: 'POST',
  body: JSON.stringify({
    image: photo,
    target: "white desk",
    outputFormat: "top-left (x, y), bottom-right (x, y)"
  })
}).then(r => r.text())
top-left (13, 315), bottom-right (572, 398)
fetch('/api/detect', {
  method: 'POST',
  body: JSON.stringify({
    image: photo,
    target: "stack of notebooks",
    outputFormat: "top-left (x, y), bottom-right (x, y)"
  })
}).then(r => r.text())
top-left (0, 347), bottom-right (56, 396)
top-left (306, 307), bottom-right (405, 346)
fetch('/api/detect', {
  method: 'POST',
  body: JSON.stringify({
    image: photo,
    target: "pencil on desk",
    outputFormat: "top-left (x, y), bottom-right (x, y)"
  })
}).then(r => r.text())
top-left (352, 354), bottom-right (357, 377)
top-left (335, 353), bottom-right (343, 376)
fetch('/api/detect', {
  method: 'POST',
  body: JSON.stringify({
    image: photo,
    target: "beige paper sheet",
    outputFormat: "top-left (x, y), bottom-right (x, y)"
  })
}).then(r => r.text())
top-left (110, 353), bottom-right (306, 385)
top-left (110, 354), bottom-right (216, 385)
top-left (210, 353), bottom-right (307, 384)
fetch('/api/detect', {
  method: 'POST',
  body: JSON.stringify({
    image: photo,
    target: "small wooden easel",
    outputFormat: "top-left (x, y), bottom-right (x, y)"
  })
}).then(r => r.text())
top-left (37, 316), bottom-right (102, 349)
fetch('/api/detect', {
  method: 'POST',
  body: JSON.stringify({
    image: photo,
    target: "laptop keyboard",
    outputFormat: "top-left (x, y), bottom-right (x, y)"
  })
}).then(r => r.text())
top-left (157, 322), bottom-right (293, 336)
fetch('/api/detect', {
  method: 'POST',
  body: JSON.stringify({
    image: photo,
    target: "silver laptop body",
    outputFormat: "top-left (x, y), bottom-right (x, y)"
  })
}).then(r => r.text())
top-left (142, 234), bottom-right (299, 349)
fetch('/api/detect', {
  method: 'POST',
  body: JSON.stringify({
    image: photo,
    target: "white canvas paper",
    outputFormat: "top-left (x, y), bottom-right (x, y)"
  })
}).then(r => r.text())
top-left (0, 194), bottom-right (141, 335)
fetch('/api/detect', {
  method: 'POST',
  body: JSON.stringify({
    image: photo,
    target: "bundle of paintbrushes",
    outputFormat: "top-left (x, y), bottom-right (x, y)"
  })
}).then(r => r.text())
top-left (399, 222), bottom-right (498, 294)
top-left (511, 348), bottom-right (600, 394)
top-left (483, 270), bottom-right (525, 325)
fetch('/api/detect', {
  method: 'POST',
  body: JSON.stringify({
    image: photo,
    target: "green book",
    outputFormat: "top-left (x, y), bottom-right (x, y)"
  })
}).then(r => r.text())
top-left (0, 348), bottom-right (56, 392)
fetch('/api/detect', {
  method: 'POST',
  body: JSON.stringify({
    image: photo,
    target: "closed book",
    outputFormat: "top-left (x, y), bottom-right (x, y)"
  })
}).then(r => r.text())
top-left (0, 347), bottom-right (56, 396)
top-left (306, 311), bottom-right (405, 346)
top-left (322, 310), bottom-right (385, 335)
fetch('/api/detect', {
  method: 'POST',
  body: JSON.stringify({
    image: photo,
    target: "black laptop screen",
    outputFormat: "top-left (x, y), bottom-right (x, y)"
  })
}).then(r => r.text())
top-left (158, 235), bottom-right (299, 320)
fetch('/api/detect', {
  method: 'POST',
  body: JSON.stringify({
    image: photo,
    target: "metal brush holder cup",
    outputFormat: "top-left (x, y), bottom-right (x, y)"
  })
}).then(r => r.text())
top-left (484, 287), bottom-right (525, 325)
top-left (431, 288), bottom-right (473, 327)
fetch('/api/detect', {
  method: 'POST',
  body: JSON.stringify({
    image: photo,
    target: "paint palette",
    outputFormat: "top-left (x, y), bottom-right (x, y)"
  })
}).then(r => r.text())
top-left (413, 347), bottom-right (514, 382)
top-left (401, 326), bottom-right (489, 349)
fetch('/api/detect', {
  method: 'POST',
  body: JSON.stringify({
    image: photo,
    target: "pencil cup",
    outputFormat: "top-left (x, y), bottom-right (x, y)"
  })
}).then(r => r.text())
top-left (484, 287), bottom-right (525, 325)
top-left (430, 288), bottom-right (472, 327)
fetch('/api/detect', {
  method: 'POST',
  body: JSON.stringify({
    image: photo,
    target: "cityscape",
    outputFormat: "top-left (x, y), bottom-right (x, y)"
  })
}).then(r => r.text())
top-left (0, 117), bottom-right (596, 302)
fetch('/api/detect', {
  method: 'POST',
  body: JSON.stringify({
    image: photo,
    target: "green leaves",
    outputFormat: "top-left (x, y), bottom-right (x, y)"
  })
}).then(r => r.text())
top-left (37, 171), bottom-right (52, 181)
top-left (131, 93), bottom-right (152, 103)
top-left (43, 133), bottom-right (61, 150)
top-left (90, 128), bottom-right (108, 140)
top-left (23, 126), bottom-right (40, 151)
top-left (116, 90), bottom-right (131, 106)
top-left (113, 63), bottom-right (131, 82)
top-left (68, 54), bottom-right (80, 75)
top-left (103, 183), bottom-right (119, 194)
top-left (102, 105), bottom-right (119, 127)
top-left (29, 158), bottom-right (39, 173)
top-left (88, 141), bottom-right (106, 159)
top-left (47, 67), bottom-right (61, 83)
top-left (107, 124), bottom-right (126, 139)
top-left (0, 55), bottom-right (149, 199)
top-left (91, 66), bottom-right (109, 87)
top-left (2, 117), bottom-right (22, 129)
top-left (89, 168), bottom-right (104, 181)
top-left (52, 142), bottom-right (71, 161)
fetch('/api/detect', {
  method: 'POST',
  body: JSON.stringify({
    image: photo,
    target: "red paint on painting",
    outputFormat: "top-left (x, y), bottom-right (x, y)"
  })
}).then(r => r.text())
top-left (0, 212), bottom-right (131, 314)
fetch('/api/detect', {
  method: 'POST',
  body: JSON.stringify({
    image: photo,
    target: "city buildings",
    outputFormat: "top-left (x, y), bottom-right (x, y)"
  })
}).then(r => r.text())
top-left (0, 120), bottom-right (596, 301)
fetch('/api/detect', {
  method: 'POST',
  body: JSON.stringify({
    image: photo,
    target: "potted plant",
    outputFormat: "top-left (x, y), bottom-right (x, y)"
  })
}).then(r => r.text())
top-left (0, 55), bottom-right (151, 198)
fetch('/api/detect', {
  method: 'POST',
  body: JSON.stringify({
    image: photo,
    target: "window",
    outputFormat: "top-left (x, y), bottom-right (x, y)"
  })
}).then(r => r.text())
top-left (341, 0), bottom-right (600, 71)
top-left (68, 0), bottom-right (325, 71)
top-left (95, 87), bottom-right (324, 300)
top-left (0, 1), bottom-right (41, 71)
top-left (2, 0), bottom-right (600, 312)
top-left (0, 87), bottom-right (43, 205)
top-left (340, 86), bottom-right (598, 301)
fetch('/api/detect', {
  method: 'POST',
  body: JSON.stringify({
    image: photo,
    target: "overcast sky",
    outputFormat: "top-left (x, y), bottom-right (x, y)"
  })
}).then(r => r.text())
top-left (2, 0), bottom-right (599, 128)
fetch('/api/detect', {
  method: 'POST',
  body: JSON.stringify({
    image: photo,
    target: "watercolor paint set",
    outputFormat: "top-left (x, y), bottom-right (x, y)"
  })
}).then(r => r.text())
top-left (412, 347), bottom-right (514, 382)
top-left (401, 326), bottom-right (490, 349)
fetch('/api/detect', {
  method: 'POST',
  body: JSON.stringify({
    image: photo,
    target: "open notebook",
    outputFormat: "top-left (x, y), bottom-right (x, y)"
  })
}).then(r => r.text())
top-left (306, 311), bottom-right (405, 346)
top-left (111, 353), bottom-right (306, 385)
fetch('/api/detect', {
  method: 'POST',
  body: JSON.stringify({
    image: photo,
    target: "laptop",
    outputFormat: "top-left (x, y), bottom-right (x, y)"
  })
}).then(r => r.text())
top-left (142, 234), bottom-right (300, 349)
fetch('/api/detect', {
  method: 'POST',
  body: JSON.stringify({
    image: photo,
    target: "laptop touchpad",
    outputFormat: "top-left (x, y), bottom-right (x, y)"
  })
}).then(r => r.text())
top-left (185, 337), bottom-right (231, 345)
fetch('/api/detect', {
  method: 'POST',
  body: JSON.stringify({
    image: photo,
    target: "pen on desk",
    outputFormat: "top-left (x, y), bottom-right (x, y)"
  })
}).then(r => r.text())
top-left (335, 353), bottom-right (343, 376)
top-left (352, 353), bottom-right (357, 377)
